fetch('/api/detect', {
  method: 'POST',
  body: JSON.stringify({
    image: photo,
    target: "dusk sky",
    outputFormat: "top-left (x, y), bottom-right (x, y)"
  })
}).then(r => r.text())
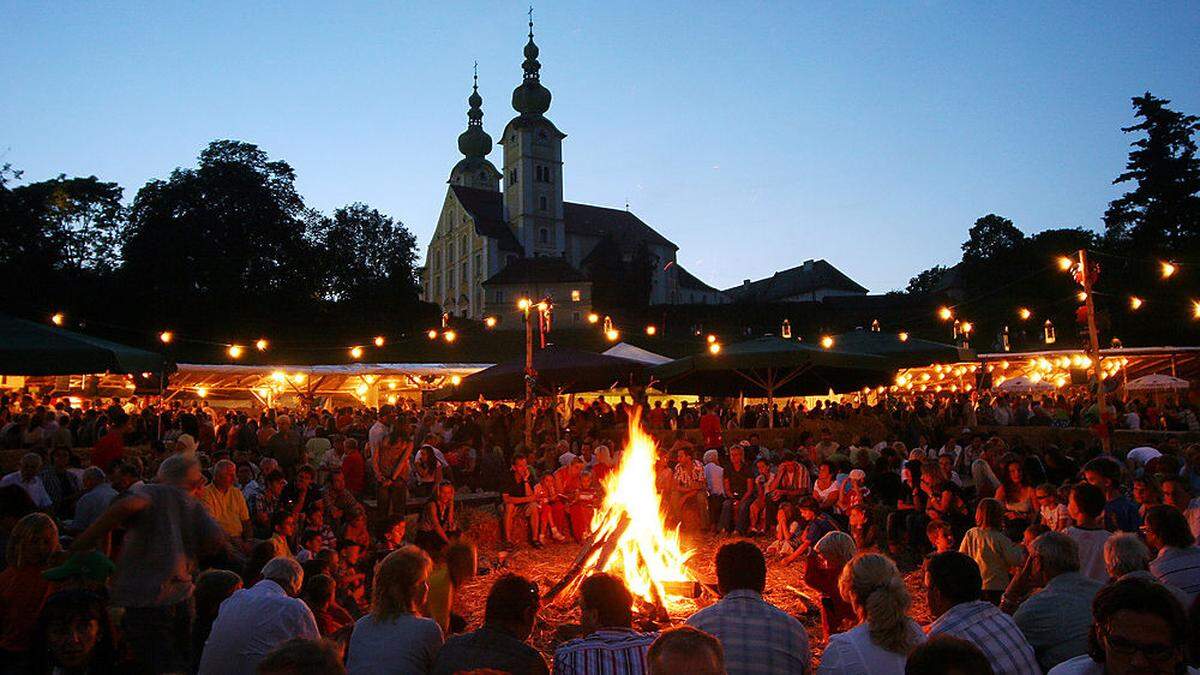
top-left (3, 2), bottom-right (1198, 293)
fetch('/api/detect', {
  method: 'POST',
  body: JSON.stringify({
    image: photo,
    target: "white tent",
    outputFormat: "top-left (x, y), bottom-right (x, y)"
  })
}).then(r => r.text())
top-left (1125, 373), bottom-right (1190, 392)
top-left (996, 375), bottom-right (1056, 393)
top-left (601, 342), bottom-right (672, 366)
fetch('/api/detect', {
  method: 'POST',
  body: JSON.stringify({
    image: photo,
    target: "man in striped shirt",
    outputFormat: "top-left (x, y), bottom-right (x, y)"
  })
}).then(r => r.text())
top-left (687, 541), bottom-right (811, 674)
top-left (554, 573), bottom-right (658, 675)
top-left (925, 551), bottom-right (1039, 675)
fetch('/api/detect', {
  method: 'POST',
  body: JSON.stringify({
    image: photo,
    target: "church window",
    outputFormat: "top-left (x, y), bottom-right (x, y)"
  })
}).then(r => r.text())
top-left (461, 235), bottom-right (468, 258)
top-left (539, 196), bottom-right (547, 211)
top-left (509, 169), bottom-right (517, 184)
top-left (461, 266), bottom-right (468, 283)
top-left (449, 241), bottom-right (456, 259)
top-left (538, 228), bottom-right (549, 244)
top-left (475, 254), bottom-right (482, 274)
top-left (571, 289), bottom-right (581, 302)
top-left (494, 290), bottom-right (504, 303)
top-left (434, 277), bottom-right (441, 296)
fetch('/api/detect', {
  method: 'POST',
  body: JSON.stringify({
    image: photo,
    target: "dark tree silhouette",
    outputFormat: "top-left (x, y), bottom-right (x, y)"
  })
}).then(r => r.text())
top-left (308, 202), bottom-right (420, 305)
top-left (1103, 92), bottom-right (1200, 252)
top-left (906, 265), bottom-right (947, 295)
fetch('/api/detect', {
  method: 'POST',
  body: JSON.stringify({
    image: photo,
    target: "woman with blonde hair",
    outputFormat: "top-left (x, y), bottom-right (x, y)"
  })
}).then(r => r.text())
top-left (816, 553), bottom-right (925, 674)
top-left (0, 513), bottom-right (60, 668)
top-left (346, 545), bottom-right (443, 674)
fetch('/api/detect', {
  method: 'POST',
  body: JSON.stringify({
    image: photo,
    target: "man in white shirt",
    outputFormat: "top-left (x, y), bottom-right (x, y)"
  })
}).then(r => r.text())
top-left (0, 452), bottom-right (53, 508)
top-left (366, 406), bottom-right (393, 461)
top-left (1125, 445), bottom-right (1161, 471)
top-left (68, 466), bottom-right (118, 534)
top-left (199, 557), bottom-right (318, 675)
top-left (1064, 484), bottom-right (1113, 583)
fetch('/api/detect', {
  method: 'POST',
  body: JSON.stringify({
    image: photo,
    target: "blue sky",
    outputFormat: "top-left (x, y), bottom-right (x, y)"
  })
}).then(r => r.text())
top-left (3, 2), bottom-right (1197, 292)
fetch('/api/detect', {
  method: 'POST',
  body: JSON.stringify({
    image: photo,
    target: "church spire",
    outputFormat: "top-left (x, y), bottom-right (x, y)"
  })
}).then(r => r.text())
top-left (458, 62), bottom-right (492, 159)
top-left (512, 7), bottom-right (552, 116)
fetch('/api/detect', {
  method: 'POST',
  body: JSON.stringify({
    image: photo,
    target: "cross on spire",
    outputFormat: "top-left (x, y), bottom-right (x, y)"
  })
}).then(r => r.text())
top-left (528, 6), bottom-right (534, 37)
top-left (473, 60), bottom-right (478, 90)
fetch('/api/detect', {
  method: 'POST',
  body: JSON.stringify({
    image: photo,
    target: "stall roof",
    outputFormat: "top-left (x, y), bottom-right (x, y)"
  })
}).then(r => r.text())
top-left (0, 314), bottom-right (170, 376)
top-left (601, 342), bottom-right (672, 366)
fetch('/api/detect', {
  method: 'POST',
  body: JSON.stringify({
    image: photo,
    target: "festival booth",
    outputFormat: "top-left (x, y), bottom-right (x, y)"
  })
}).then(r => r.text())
top-left (0, 313), bottom-right (171, 396)
top-left (169, 362), bottom-right (490, 408)
top-left (649, 336), bottom-right (892, 427)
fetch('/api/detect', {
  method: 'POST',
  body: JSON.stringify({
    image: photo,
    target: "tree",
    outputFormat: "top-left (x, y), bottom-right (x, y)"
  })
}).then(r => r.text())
top-left (905, 265), bottom-right (947, 295)
top-left (1103, 92), bottom-right (1200, 252)
top-left (961, 214), bottom-right (1025, 264)
top-left (121, 140), bottom-right (319, 329)
top-left (308, 202), bottom-right (420, 304)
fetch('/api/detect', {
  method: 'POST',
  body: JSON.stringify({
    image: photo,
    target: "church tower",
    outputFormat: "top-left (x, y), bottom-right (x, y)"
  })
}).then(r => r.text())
top-left (449, 66), bottom-right (501, 191)
top-left (501, 14), bottom-right (566, 257)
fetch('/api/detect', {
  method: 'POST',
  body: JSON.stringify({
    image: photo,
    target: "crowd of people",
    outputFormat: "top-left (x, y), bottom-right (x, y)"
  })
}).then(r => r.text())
top-left (0, 388), bottom-right (1199, 674)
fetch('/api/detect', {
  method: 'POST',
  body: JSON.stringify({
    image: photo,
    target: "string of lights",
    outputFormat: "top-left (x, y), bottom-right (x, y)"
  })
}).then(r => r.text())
top-left (32, 252), bottom-right (1197, 362)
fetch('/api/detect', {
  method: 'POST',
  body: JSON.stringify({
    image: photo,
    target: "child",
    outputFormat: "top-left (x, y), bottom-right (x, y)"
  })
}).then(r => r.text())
top-left (334, 541), bottom-right (367, 614)
top-left (926, 520), bottom-right (955, 554)
top-left (766, 502), bottom-right (800, 556)
top-left (959, 498), bottom-right (1024, 604)
top-left (306, 507), bottom-right (339, 553)
top-left (296, 529), bottom-right (323, 563)
top-left (848, 504), bottom-right (877, 550)
top-left (748, 459), bottom-right (773, 535)
top-left (374, 517), bottom-right (408, 561)
top-left (1035, 483), bottom-right (1071, 531)
top-left (534, 473), bottom-right (567, 543)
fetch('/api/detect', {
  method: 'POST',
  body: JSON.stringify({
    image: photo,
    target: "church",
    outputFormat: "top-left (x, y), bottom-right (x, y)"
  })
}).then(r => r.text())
top-left (419, 19), bottom-right (727, 328)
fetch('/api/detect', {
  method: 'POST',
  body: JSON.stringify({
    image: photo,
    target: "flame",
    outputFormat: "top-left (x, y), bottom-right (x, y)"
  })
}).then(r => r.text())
top-left (583, 410), bottom-right (695, 605)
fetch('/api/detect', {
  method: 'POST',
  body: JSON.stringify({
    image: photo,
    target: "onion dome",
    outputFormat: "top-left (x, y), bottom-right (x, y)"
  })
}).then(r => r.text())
top-left (457, 67), bottom-right (493, 158)
top-left (511, 16), bottom-right (551, 115)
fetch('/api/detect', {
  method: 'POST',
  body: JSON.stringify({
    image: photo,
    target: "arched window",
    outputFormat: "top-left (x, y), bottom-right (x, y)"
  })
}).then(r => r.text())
top-left (539, 196), bottom-right (547, 211)
top-left (538, 228), bottom-right (549, 244)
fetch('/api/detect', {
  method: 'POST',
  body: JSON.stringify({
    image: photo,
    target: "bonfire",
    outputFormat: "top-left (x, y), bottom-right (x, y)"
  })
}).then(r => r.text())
top-left (545, 410), bottom-right (701, 616)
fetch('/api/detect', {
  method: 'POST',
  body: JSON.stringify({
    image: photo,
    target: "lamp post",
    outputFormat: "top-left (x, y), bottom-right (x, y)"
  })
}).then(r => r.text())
top-left (518, 298), bottom-right (534, 451)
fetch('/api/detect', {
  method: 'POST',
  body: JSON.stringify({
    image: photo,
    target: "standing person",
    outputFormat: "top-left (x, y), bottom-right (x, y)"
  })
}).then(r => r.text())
top-left (553, 573), bottom-right (658, 675)
top-left (925, 552), bottom-right (1039, 675)
top-left (1064, 484), bottom-right (1113, 583)
top-left (817, 553), bottom-right (925, 674)
top-left (340, 439), bottom-right (367, 495)
top-left (1144, 504), bottom-right (1200, 602)
top-left (1045, 577), bottom-right (1195, 675)
top-left (1009, 532), bottom-right (1102, 672)
top-left (373, 431), bottom-right (412, 527)
top-left (70, 453), bottom-right (226, 674)
top-left (687, 540), bottom-right (811, 674)
top-left (90, 412), bottom-right (129, 472)
top-left (432, 574), bottom-right (549, 675)
top-left (346, 546), bottom-right (444, 675)
top-left (959, 499), bottom-right (1024, 604)
top-left (699, 404), bottom-right (723, 450)
top-left (198, 558), bottom-right (318, 675)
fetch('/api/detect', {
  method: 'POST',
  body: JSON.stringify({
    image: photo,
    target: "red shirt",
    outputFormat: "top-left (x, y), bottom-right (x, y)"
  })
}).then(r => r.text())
top-left (341, 450), bottom-right (365, 494)
top-left (699, 413), bottom-right (722, 448)
top-left (90, 429), bottom-right (126, 472)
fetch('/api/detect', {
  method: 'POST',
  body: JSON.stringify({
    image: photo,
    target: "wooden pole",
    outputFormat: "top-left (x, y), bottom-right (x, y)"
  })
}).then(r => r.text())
top-left (524, 305), bottom-right (534, 452)
top-left (1079, 248), bottom-right (1109, 453)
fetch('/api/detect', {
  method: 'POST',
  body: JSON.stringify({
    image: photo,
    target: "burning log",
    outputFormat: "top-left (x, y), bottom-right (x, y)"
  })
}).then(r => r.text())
top-left (544, 512), bottom-right (631, 603)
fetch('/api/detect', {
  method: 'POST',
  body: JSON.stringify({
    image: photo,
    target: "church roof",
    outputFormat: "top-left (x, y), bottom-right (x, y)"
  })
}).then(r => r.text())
top-left (449, 185), bottom-right (523, 253)
top-left (563, 202), bottom-right (676, 251)
top-left (723, 259), bottom-right (868, 302)
top-left (674, 264), bottom-right (723, 293)
top-left (481, 256), bottom-right (588, 286)
top-left (448, 185), bottom-right (678, 253)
